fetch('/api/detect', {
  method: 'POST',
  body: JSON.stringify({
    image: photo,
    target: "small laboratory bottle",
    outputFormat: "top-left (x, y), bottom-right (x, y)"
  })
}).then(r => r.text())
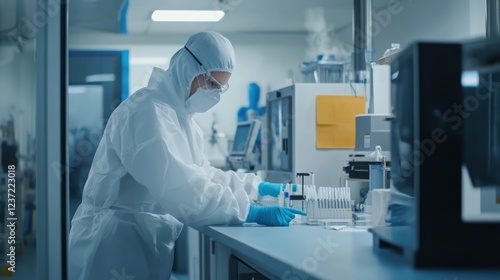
top-left (309, 174), bottom-right (317, 222)
top-left (284, 182), bottom-right (291, 208)
top-left (278, 185), bottom-right (284, 207)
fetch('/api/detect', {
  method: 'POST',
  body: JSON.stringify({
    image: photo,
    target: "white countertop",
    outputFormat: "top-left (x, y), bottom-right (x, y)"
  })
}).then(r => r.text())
top-left (200, 224), bottom-right (500, 280)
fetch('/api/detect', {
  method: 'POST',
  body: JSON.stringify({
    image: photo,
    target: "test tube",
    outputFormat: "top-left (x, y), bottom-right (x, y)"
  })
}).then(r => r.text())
top-left (284, 181), bottom-right (291, 208)
top-left (330, 187), bottom-right (335, 219)
top-left (307, 185), bottom-right (317, 224)
top-left (342, 187), bottom-right (348, 218)
top-left (322, 187), bottom-right (328, 219)
top-left (278, 183), bottom-right (284, 207)
top-left (319, 187), bottom-right (324, 219)
top-left (334, 187), bottom-right (339, 213)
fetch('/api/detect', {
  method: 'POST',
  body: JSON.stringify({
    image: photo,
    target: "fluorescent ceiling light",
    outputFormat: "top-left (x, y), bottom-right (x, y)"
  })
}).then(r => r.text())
top-left (85, 74), bottom-right (116, 83)
top-left (151, 10), bottom-right (225, 22)
top-left (68, 86), bottom-right (87, 94)
top-left (130, 57), bottom-right (169, 65)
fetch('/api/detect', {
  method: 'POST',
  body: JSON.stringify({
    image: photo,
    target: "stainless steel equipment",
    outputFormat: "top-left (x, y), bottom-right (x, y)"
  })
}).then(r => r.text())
top-left (300, 60), bottom-right (348, 83)
top-left (354, 114), bottom-right (390, 152)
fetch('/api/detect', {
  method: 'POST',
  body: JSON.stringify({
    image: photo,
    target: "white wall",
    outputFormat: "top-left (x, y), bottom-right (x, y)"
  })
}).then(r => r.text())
top-left (196, 33), bottom-right (306, 147)
top-left (69, 31), bottom-right (308, 162)
top-left (469, 0), bottom-right (487, 39)
top-left (0, 43), bottom-right (37, 167)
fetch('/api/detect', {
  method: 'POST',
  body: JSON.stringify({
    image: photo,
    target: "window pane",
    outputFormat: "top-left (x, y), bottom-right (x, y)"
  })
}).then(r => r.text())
top-left (0, 1), bottom-right (37, 277)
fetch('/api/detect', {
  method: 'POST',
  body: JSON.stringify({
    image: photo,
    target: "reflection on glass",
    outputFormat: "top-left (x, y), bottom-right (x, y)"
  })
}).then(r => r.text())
top-left (268, 97), bottom-right (292, 171)
top-left (68, 51), bottom-right (128, 221)
top-left (0, 4), bottom-right (38, 277)
top-left (68, 85), bottom-right (104, 219)
top-left (390, 49), bottom-right (415, 197)
top-left (463, 73), bottom-right (500, 188)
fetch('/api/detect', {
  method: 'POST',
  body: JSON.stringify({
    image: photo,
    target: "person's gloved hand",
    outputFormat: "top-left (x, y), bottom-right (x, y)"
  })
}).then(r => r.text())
top-left (258, 182), bottom-right (298, 197)
top-left (246, 205), bottom-right (307, 226)
top-left (258, 182), bottom-right (282, 197)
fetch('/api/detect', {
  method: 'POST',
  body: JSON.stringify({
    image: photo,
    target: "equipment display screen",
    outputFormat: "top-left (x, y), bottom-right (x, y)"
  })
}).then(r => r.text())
top-left (231, 123), bottom-right (251, 154)
top-left (390, 48), bottom-right (415, 197)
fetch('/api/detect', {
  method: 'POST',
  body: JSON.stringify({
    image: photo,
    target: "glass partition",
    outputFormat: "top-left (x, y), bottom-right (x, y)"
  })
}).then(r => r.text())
top-left (0, 1), bottom-right (37, 278)
top-left (67, 50), bottom-right (129, 221)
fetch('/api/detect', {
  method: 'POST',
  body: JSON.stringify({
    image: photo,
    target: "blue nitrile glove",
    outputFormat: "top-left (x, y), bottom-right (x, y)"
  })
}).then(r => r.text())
top-left (246, 205), bottom-right (307, 226)
top-left (258, 182), bottom-right (298, 197)
top-left (258, 182), bottom-right (282, 197)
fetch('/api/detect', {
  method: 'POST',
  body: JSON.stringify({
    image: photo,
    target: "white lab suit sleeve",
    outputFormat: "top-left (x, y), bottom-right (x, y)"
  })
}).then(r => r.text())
top-left (109, 101), bottom-right (250, 226)
top-left (192, 122), bottom-right (262, 202)
top-left (202, 160), bottom-right (261, 202)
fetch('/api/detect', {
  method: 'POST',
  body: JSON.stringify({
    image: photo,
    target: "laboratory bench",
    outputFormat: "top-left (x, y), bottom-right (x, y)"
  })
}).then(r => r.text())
top-left (196, 224), bottom-right (500, 280)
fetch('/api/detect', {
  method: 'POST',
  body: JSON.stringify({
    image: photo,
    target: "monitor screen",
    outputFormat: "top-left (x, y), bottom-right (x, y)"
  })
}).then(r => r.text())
top-left (390, 45), bottom-right (415, 197)
top-left (462, 38), bottom-right (500, 188)
top-left (231, 123), bottom-right (251, 155)
top-left (230, 120), bottom-right (261, 158)
top-left (390, 42), bottom-right (463, 198)
top-left (461, 38), bottom-right (500, 221)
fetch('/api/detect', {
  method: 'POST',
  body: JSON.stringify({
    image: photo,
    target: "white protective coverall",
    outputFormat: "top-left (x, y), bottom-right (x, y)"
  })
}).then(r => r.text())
top-left (68, 31), bottom-right (261, 280)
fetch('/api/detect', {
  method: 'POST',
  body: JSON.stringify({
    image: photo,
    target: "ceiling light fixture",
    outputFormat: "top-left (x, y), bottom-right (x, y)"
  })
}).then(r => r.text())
top-left (151, 10), bottom-right (225, 22)
top-left (85, 74), bottom-right (116, 83)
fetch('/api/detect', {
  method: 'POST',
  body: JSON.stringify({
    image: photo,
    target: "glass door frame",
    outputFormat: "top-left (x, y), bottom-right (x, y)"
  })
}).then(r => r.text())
top-left (35, 0), bottom-right (68, 279)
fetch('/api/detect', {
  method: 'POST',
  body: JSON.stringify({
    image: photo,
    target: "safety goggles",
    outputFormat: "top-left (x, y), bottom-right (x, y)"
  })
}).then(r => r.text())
top-left (184, 46), bottom-right (229, 93)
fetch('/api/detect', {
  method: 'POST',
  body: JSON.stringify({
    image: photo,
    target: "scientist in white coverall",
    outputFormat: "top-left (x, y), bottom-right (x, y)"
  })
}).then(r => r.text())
top-left (68, 31), bottom-right (305, 280)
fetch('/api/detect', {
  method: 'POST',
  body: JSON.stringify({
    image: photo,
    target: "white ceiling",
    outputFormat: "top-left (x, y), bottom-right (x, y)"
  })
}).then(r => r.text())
top-left (128, 0), bottom-right (357, 35)
top-left (67, 0), bottom-right (392, 36)
top-left (0, 0), bottom-right (394, 38)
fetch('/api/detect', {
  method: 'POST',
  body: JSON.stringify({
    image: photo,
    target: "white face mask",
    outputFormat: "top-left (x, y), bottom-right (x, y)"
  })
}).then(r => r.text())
top-left (185, 87), bottom-right (221, 113)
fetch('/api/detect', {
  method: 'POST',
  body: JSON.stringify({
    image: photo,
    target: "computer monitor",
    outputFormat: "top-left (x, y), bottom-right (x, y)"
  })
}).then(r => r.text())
top-left (372, 39), bottom-right (500, 268)
top-left (462, 38), bottom-right (500, 188)
top-left (461, 37), bottom-right (500, 221)
top-left (230, 120), bottom-right (261, 157)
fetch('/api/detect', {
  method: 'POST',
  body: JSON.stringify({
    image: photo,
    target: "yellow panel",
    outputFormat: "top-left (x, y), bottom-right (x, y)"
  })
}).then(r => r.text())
top-left (316, 95), bottom-right (365, 148)
top-left (333, 98), bottom-right (366, 124)
top-left (316, 125), bottom-right (335, 148)
top-left (316, 95), bottom-right (336, 125)
top-left (331, 124), bottom-right (356, 148)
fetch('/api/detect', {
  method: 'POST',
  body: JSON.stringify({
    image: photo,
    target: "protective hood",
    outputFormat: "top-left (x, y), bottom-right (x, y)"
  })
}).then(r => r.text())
top-left (148, 31), bottom-right (236, 116)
